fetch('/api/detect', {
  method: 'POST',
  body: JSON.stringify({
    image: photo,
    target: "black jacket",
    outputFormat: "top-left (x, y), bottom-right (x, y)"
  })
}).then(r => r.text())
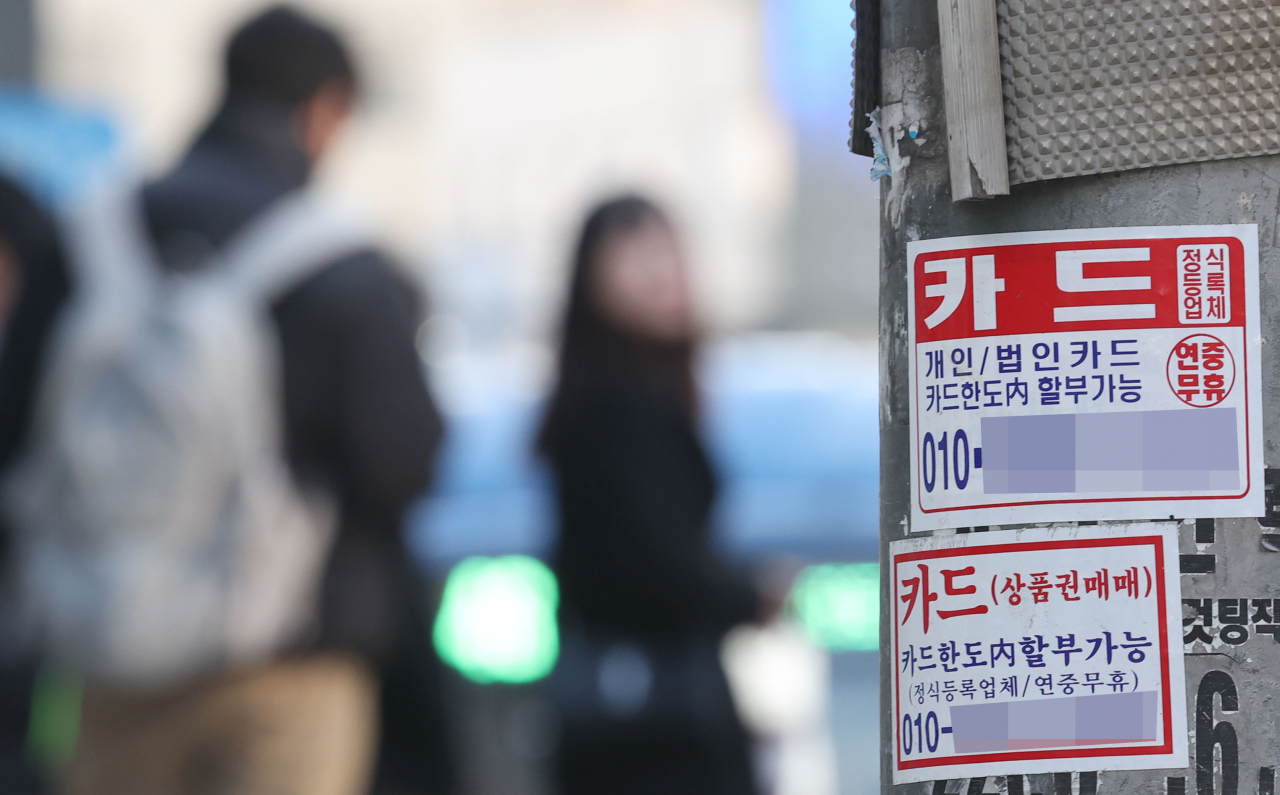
top-left (0, 177), bottom-right (72, 521)
top-left (546, 373), bottom-right (760, 795)
top-left (144, 98), bottom-right (453, 793)
top-left (548, 374), bottom-right (758, 643)
top-left (0, 174), bottom-right (68, 795)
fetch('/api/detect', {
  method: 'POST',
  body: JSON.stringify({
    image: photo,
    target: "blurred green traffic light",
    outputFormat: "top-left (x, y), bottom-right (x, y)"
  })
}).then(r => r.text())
top-left (26, 668), bottom-right (82, 770)
top-left (433, 555), bottom-right (560, 684)
top-left (791, 562), bottom-right (879, 651)
top-left (432, 557), bottom-right (876, 682)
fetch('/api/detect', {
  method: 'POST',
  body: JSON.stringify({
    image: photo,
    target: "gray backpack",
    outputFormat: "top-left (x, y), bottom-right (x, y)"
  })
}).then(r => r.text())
top-left (3, 180), bottom-right (369, 688)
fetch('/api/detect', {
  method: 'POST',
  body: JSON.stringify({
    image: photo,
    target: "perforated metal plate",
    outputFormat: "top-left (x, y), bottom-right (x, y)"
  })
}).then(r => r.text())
top-left (998, 0), bottom-right (1280, 184)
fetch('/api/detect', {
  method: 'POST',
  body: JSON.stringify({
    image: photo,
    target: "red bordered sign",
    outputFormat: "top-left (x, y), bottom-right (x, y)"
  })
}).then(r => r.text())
top-left (890, 524), bottom-right (1187, 783)
top-left (907, 226), bottom-right (1262, 532)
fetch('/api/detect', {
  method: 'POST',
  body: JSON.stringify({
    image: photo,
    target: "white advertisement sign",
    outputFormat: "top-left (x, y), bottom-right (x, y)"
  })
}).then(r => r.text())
top-left (890, 524), bottom-right (1187, 784)
top-left (907, 226), bottom-right (1263, 532)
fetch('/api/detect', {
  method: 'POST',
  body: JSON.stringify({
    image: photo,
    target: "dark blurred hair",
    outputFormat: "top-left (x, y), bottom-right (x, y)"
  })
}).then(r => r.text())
top-left (537, 195), bottom-right (696, 456)
top-left (224, 5), bottom-right (357, 106)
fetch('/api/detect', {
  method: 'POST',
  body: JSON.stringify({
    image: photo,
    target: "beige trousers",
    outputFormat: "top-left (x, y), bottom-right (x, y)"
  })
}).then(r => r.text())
top-left (63, 653), bottom-right (379, 795)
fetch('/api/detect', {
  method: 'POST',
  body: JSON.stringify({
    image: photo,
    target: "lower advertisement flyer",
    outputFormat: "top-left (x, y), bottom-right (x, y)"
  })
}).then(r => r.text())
top-left (890, 523), bottom-right (1187, 784)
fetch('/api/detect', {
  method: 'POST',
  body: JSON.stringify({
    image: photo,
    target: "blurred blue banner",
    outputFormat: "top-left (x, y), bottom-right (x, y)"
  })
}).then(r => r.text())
top-left (407, 333), bottom-right (879, 568)
top-left (763, 0), bottom-right (857, 133)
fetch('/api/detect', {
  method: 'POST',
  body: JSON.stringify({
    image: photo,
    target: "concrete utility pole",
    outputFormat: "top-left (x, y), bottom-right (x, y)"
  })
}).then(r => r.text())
top-left (0, 0), bottom-right (34, 84)
top-left (859, 0), bottom-right (1280, 790)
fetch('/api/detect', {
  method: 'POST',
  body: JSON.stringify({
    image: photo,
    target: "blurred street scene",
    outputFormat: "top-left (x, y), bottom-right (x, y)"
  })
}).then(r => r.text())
top-left (0, 1), bottom-right (881, 794)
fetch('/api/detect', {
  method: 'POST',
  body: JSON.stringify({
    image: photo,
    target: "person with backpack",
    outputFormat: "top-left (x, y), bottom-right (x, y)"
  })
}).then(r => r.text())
top-left (3, 8), bottom-right (453, 795)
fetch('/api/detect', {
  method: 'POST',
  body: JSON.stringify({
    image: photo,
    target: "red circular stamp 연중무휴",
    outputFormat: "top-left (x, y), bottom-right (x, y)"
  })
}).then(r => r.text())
top-left (1166, 333), bottom-right (1235, 407)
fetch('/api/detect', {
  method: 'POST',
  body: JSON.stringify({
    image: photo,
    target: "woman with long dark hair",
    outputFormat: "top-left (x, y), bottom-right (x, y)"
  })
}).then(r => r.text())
top-left (540, 195), bottom-right (763, 795)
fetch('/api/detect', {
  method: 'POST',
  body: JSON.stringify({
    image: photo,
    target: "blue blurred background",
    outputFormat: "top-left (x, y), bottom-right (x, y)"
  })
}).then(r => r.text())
top-left (410, 333), bottom-right (878, 567)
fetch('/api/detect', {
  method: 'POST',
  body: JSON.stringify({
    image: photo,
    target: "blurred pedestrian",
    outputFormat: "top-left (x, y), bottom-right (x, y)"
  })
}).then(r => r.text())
top-left (3, 7), bottom-right (452, 795)
top-left (539, 195), bottom-right (767, 795)
top-left (0, 173), bottom-right (71, 795)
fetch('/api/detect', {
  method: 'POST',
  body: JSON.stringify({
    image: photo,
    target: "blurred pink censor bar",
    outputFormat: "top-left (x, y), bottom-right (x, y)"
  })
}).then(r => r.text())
top-left (951, 691), bottom-right (1158, 752)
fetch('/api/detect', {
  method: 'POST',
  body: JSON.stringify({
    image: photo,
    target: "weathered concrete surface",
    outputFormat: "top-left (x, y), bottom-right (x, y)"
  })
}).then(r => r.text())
top-left (877, 0), bottom-right (1280, 790)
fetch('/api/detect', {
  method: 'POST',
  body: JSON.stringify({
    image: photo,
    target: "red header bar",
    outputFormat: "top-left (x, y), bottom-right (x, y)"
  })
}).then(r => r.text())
top-left (913, 237), bottom-right (1246, 343)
